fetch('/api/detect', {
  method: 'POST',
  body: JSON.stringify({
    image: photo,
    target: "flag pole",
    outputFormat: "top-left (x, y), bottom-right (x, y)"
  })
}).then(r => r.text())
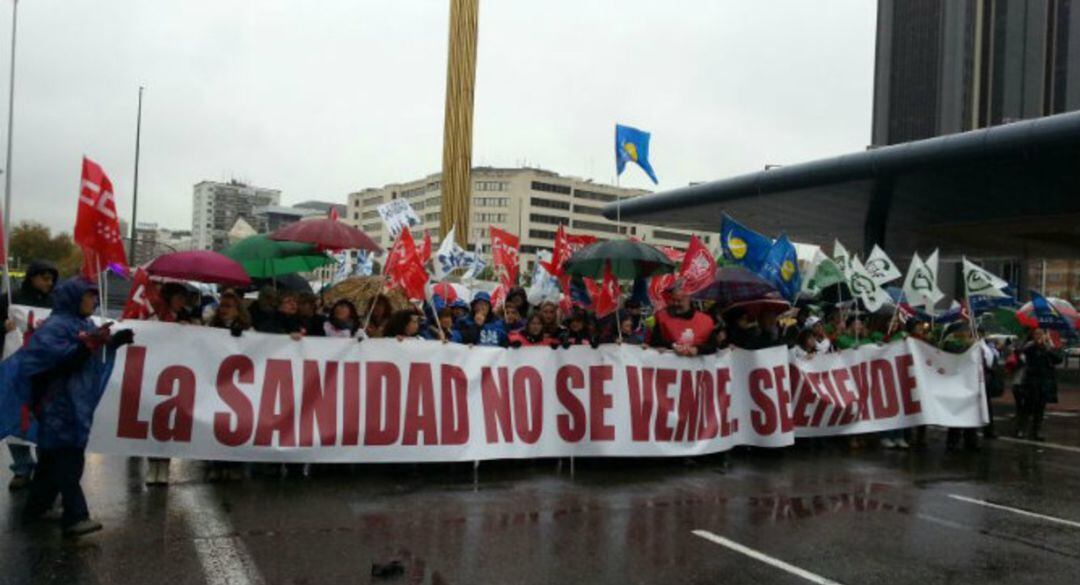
top-left (2, 0), bottom-right (19, 311)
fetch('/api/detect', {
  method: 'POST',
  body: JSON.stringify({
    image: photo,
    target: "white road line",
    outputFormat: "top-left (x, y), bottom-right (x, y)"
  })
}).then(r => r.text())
top-left (173, 486), bottom-right (264, 585)
top-left (948, 494), bottom-right (1080, 529)
top-left (691, 530), bottom-right (845, 585)
top-left (997, 436), bottom-right (1080, 454)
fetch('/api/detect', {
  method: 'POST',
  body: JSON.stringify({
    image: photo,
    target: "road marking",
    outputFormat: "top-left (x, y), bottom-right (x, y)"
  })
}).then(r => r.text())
top-left (691, 530), bottom-right (844, 585)
top-left (174, 486), bottom-right (264, 585)
top-left (997, 436), bottom-right (1080, 454)
top-left (948, 494), bottom-right (1080, 529)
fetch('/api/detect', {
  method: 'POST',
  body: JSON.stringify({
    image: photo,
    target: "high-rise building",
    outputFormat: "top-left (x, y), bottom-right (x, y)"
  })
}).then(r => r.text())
top-left (872, 0), bottom-right (1080, 146)
top-left (192, 180), bottom-right (281, 251)
top-left (347, 167), bottom-right (708, 275)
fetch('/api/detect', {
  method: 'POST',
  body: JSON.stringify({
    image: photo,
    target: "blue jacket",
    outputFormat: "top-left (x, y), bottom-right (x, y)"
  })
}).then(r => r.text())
top-left (0, 278), bottom-right (117, 449)
top-left (477, 320), bottom-right (508, 347)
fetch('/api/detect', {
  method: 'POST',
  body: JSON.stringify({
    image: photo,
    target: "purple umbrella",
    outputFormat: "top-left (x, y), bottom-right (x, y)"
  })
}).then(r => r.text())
top-left (145, 251), bottom-right (252, 287)
top-left (692, 266), bottom-right (777, 307)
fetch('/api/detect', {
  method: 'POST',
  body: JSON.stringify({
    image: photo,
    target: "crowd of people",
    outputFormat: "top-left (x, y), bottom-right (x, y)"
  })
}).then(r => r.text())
top-left (0, 258), bottom-right (1067, 537)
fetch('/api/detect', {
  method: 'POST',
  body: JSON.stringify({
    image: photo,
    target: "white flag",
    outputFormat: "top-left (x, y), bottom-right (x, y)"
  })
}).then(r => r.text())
top-left (848, 256), bottom-right (891, 312)
top-left (833, 240), bottom-right (851, 276)
top-left (865, 245), bottom-right (902, 285)
top-left (527, 250), bottom-right (561, 304)
top-left (962, 257), bottom-right (1009, 299)
top-left (377, 199), bottom-right (421, 239)
top-left (353, 250), bottom-right (374, 277)
top-left (902, 253), bottom-right (944, 309)
top-left (434, 227), bottom-right (464, 279)
top-left (925, 249), bottom-right (940, 280)
top-left (331, 251), bottom-right (349, 284)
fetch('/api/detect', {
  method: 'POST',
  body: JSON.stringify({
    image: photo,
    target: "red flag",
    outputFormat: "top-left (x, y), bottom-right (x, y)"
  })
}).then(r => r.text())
top-left (385, 227), bottom-right (428, 300)
top-left (418, 231), bottom-right (432, 265)
top-left (490, 226), bottom-right (520, 287)
top-left (328, 206), bottom-right (340, 221)
top-left (541, 225), bottom-right (597, 278)
top-left (677, 235), bottom-right (716, 295)
top-left (121, 267), bottom-right (163, 320)
top-left (75, 157), bottom-right (129, 280)
top-left (587, 263), bottom-right (620, 318)
top-left (648, 274), bottom-right (675, 311)
top-left (490, 284), bottom-right (507, 311)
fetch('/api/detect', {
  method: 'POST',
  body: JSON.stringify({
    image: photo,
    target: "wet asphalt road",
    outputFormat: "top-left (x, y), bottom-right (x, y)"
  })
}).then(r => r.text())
top-left (2, 406), bottom-right (1079, 585)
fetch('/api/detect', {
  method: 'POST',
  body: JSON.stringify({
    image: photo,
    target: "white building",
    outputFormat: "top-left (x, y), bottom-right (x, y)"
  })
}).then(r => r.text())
top-left (192, 180), bottom-right (281, 251)
top-left (346, 167), bottom-right (711, 275)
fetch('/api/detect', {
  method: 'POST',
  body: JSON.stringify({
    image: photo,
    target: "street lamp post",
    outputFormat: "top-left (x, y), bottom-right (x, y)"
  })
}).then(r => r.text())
top-left (128, 85), bottom-right (144, 266)
top-left (2, 0), bottom-right (17, 305)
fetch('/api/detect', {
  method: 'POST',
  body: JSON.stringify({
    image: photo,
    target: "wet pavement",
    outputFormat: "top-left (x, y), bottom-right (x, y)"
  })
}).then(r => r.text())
top-left (2, 404), bottom-right (1079, 585)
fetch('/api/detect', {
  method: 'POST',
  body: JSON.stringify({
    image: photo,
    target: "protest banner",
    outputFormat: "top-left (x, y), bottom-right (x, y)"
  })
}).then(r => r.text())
top-left (376, 199), bottom-right (421, 239)
top-left (38, 319), bottom-right (991, 463)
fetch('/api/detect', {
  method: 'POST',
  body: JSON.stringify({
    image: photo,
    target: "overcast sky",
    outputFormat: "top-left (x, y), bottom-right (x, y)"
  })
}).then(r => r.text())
top-left (0, 0), bottom-right (876, 234)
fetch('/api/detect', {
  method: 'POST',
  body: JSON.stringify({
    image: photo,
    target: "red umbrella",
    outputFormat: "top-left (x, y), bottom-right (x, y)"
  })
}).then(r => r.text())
top-left (720, 296), bottom-right (792, 318)
top-left (270, 219), bottom-right (382, 253)
top-left (145, 251), bottom-right (252, 287)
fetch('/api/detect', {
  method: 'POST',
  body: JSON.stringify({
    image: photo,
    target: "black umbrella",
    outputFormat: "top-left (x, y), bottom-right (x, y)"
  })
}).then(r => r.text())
top-left (563, 240), bottom-right (676, 280)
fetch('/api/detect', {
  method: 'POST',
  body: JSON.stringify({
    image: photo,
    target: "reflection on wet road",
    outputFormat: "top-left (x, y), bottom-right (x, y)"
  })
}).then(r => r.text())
top-left (3, 415), bottom-right (1079, 585)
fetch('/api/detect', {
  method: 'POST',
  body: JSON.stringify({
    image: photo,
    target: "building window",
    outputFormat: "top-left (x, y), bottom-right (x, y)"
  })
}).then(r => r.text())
top-left (362, 196), bottom-right (383, 207)
top-left (573, 204), bottom-right (604, 216)
top-left (573, 220), bottom-right (624, 234)
top-left (473, 227), bottom-right (488, 240)
top-left (362, 222), bottom-right (381, 232)
top-left (423, 212), bottom-right (441, 223)
top-left (353, 212), bottom-right (360, 220)
top-left (529, 229), bottom-right (557, 240)
top-left (474, 212), bottom-right (507, 223)
top-left (476, 181), bottom-right (508, 191)
top-left (530, 196), bottom-right (570, 210)
top-left (574, 189), bottom-right (618, 203)
top-left (520, 245), bottom-right (549, 255)
top-left (531, 181), bottom-right (571, 195)
top-left (529, 213), bottom-right (568, 226)
top-left (474, 196), bottom-right (509, 207)
top-left (652, 230), bottom-right (693, 243)
top-left (362, 210), bottom-right (380, 219)
top-left (402, 186), bottom-right (426, 199)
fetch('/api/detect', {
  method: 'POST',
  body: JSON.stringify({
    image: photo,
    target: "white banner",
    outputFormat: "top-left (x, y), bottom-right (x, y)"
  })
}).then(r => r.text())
top-left (59, 321), bottom-right (989, 463)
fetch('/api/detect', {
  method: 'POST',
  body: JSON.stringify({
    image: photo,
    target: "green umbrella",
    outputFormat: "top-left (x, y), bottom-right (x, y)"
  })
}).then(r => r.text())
top-left (222, 234), bottom-right (333, 278)
top-left (564, 240), bottom-right (676, 280)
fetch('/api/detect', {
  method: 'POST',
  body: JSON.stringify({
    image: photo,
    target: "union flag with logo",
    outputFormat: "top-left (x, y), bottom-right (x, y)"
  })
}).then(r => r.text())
top-left (74, 157), bottom-right (129, 280)
top-left (490, 226), bottom-right (520, 288)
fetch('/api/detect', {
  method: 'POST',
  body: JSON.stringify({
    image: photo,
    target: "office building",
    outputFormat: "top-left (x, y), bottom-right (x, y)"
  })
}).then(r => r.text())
top-left (192, 180), bottom-right (281, 251)
top-left (873, 0), bottom-right (1080, 146)
top-left (347, 167), bottom-right (708, 275)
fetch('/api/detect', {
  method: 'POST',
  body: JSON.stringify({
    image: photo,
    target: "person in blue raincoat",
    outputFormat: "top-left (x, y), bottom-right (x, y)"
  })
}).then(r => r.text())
top-left (0, 277), bottom-right (134, 536)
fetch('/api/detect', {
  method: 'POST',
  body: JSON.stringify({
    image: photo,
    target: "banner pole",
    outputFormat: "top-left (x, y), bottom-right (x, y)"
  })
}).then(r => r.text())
top-left (361, 276), bottom-right (383, 336)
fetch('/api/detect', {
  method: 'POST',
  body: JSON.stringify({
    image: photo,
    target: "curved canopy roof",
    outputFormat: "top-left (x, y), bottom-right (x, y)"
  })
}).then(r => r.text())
top-left (604, 111), bottom-right (1080, 258)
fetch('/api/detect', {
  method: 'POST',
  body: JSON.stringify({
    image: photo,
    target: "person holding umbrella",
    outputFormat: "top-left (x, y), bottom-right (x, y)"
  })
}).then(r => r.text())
top-left (1016, 328), bottom-right (1062, 441)
top-left (649, 281), bottom-right (714, 356)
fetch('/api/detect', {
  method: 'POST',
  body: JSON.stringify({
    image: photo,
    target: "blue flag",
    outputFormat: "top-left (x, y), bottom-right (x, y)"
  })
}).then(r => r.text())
top-left (615, 124), bottom-right (658, 184)
top-left (720, 215), bottom-right (772, 272)
top-left (758, 234), bottom-right (801, 301)
top-left (1030, 291), bottom-right (1076, 334)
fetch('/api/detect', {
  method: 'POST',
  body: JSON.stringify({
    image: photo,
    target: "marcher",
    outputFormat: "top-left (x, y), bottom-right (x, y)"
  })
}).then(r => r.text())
top-left (559, 310), bottom-right (597, 348)
top-left (649, 285), bottom-right (713, 356)
top-left (1016, 328), bottom-right (1062, 441)
top-left (323, 299), bottom-right (361, 338)
top-left (15, 278), bottom-right (135, 536)
top-left (1, 260), bottom-right (58, 490)
top-left (384, 309), bottom-right (423, 340)
top-left (205, 292), bottom-right (250, 481)
top-left (509, 314), bottom-right (556, 348)
top-left (248, 286), bottom-right (279, 332)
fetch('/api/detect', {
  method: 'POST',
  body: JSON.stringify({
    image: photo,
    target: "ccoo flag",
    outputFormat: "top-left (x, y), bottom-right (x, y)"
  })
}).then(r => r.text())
top-left (720, 214), bottom-right (771, 272)
top-left (615, 124), bottom-right (658, 184)
top-left (758, 234), bottom-right (801, 301)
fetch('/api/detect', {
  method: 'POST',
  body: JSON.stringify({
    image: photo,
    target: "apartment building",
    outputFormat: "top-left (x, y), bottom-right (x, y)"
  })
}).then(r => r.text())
top-left (192, 180), bottom-right (282, 251)
top-left (346, 167), bottom-right (709, 275)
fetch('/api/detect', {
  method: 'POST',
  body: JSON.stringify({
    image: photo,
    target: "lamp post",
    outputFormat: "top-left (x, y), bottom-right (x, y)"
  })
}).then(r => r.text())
top-left (128, 85), bottom-right (144, 265)
top-left (2, 0), bottom-right (18, 305)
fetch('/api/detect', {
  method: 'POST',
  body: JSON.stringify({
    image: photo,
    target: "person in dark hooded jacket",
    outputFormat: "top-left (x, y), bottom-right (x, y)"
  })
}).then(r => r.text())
top-left (1, 260), bottom-right (58, 490)
top-left (0, 277), bottom-right (134, 536)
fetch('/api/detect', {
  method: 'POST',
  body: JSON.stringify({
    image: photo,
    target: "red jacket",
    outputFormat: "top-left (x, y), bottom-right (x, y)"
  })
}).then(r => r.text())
top-left (652, 308), bottom-right (714, 349)
top-left (509, 330), bottom-right (556, 348)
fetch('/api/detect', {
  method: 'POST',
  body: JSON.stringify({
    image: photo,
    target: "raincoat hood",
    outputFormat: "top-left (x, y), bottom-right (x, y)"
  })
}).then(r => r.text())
top-left (20, 260), bottom-right (59, 294)
top-left (51, 277), bottom-right (98, 317)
